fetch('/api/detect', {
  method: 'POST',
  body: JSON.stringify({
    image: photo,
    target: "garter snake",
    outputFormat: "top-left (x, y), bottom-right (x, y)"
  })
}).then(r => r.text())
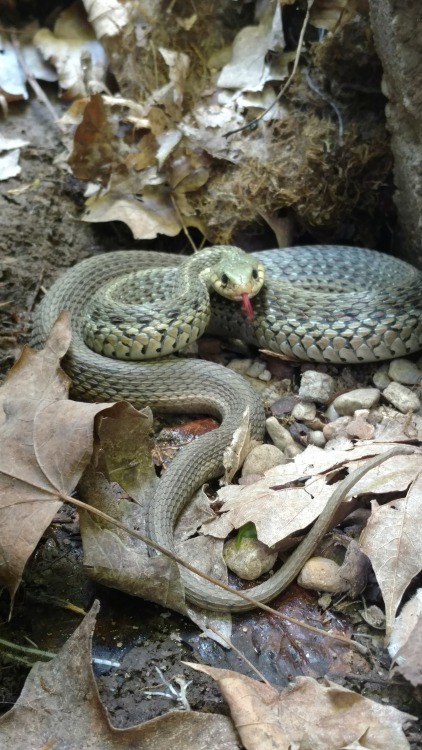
top-left (32, 245), bottom-right (422, 611)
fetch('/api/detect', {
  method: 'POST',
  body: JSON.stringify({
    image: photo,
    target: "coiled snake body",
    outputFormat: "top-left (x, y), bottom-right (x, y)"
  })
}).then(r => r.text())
top-left (32, 245), bottom-right (422, 611)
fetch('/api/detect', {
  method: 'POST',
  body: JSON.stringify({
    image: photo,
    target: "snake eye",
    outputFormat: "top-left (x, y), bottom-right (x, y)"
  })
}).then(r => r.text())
top-left (252, 269), bottom-right (258, 279)
top-left (220, 273), bottom-right (229, 286)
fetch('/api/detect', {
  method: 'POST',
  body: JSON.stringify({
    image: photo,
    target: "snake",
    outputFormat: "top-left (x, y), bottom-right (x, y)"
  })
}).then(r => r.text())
top-left (32, 245), bottom-right (422, 611)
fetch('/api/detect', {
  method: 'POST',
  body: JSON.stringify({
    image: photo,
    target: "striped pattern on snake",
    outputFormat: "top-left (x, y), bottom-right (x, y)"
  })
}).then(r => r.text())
top-left (32, 245), bottom-right (422, 611)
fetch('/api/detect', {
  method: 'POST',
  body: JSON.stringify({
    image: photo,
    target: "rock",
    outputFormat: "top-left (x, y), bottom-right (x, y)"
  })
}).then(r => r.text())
top-left (373, 368), bottom-right (391, 390)
top-left (298, 557), bottom-right (345, 593)
top-left (242, 444), bottom-right (286, 477)
top-left (332, 388), bottom-right (380, 416)
top-left (223, 537), bottom-right (278, 581)
top-left (383, 382), bottom-right (421, 413)
top-left (308, 429), bottom-right (326, 447)
top-left (291, 401), bottom-right (317, 422)
top-left (270, 394), bottom-right (299, 416)
top-left (388, 358), bottom-right (422, 385)
top-left (266, 417), bottom-right (303, 457)
top-left (325, 403), bottom-right (340, 422)
top-left (323, 416), bottom-right (352, 441)
top-left (246, 360), bottom-right (267, 379)
top-left (299, 370), bottom-right (336, 403)
top-left (258, 369), bottom-right (272, 382)
top-left (346, 410), bottom-right (375, 440)
top-left (227, 358), bottom-right (253, 375)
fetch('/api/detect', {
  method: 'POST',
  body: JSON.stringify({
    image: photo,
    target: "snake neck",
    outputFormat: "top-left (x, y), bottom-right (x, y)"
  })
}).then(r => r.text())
top-left (80, 245), bottom-right (256, 362)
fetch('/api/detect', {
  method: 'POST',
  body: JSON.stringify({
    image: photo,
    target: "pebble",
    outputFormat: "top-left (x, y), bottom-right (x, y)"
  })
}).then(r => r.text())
top-left (223, 537), bottom-right (278, 581)
top-left (271, 394), bottom-right (299, 416)
top-left (291, 401), bottom-right (317, 422)
top-left (299, 370), bottom-right (336, 403)
top-left (383, 382), bottom-right (421, 413)
top-left (323, 416), bottom-right (352, 441)
top-left (325, 403), bottom-right (340, 422)
top-left (227, 358), bottom-right (253, 375)
top-left (298, 557), bottom-right (345, 594)
top-left (373, 368), bottom-right (391, 391)
top-left (308, 429), bottom-right (326, 447)
top-left (266, 416), bottom-right (303, 457)
top-left (246, 360), bottom-right (268, 379)
top-left (346, 411), bottom-right (375, 440)
top-left (388, 358), bottom-right (422, 386)
top-left (332, 387), bottom-right (380, 416)
top-left (242, 444), bottom-right (286, 477)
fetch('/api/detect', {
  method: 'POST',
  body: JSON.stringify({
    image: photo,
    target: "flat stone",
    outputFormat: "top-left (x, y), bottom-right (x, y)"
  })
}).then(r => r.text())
top-left (388, 358), bottom-right (422, 385)
top-left (298, 370), bottom-right (336, 403)
top-left (291, 401), bottom-right (317, 422)
top-left (383, 382), bottom-right (421, 413)
top-left (242, 444), bottom-right (286, 477)
top-left (332, 388), bottom-right (380, 416)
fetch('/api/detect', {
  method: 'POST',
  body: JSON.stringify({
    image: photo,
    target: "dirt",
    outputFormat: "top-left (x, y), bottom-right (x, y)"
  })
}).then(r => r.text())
top-left (1, 95), bottom-right (421, 742)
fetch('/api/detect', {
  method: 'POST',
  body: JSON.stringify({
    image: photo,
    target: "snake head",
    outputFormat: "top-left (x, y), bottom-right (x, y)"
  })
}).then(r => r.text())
top-left (208, 246), bottom-right (265, 303)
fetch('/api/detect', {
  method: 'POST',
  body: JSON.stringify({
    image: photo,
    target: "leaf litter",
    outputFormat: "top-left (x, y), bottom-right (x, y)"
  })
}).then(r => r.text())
top-left (1, 312), bottom-right (421, 744)
top-left (1, 0), bottom-right (421, 743)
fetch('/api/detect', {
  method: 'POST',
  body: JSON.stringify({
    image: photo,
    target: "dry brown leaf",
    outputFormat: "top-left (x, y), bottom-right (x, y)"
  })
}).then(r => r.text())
top-left (68, 93), bottom-right (116, 184)
top-left (360, 472), bottom-right (422, 638)
top-left (34, 2), bottom-right (107, 98)
top-left (0, 602), bottom-right (239, 749)
top-left (389, 589), bottom-right (422, 686)
top-left (77, 405), bottom-right (188, 615)
top-left (0, 313), bottom-right (151, 608)
top-left (204, 445), bottom-right (422, 552)
top-left (186, 664), bottom-right (415, 750)
top-left (217, 2), bottom-right (286, 91)
top-left (82, 186), bottom-right (183, 239)
top-left (310, 0), bottom-right (368, 31)
top-left (83, 0), bottom-right (129, 39)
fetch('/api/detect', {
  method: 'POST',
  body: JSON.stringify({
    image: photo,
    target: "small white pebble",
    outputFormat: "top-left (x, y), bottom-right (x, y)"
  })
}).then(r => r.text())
top-left (373, 369), bottom-right (391, 390)
top-left (258, 368), bottom-right (272, 382)
top-left (388, 358), bottom-right (422, 386)
top-left (325, 403), bottom-right (340, 422)
top-left (332, 388), bottom-right (380, 416)
top-left (227, 358), bottom-right (253, 375)
top-left (246, 360), bottom-right (267, 378)
top-left (299, 370), bottom-right (336, 403)
top-left (308, 429), bottom-right (326, 447)
top-left (383, 382), bottom-right (421, 413)
top-left (291, 401), bottom-right (317, 421)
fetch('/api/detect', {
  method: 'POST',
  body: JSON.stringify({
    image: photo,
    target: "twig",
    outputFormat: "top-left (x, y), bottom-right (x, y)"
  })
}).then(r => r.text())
top-left (10, 34), bottom-right (63, 132)
top-left (304, 68), bottom-right (344, 143)
top-left (170, 194), bottom-right (198, 253)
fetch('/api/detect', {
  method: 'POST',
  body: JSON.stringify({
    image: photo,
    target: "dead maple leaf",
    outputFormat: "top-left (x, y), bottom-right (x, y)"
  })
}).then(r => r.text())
top-left (0, 313), bottom-right (148, 607)
top-left (186, 663), bottom-right (415, 750)
top-left (68, 93), bottom-right (116, 184)
top-left (204, 444), bottom-right (421, 548)
top-left (360, 472), bottom-right (422, 638)
top-left (389, 589), bottom-right (422, 687)
top-left (0, 602), bottom-right (239, 749)
top-left (34, 2), bottom-right (107, 99)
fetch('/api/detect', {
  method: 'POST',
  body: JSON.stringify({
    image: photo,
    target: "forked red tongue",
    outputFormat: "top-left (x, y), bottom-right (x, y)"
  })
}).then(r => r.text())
top-left (241, 293), bottom-right (255, 320)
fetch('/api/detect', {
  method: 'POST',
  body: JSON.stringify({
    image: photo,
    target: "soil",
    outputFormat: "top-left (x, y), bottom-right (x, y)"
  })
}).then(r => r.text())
top-left (1, 95), bottom-right (421, 744)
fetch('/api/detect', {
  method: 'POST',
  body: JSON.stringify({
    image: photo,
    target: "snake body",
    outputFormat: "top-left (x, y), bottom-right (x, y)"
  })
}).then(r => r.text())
top-left (32, 245), bottom-right (422, 611)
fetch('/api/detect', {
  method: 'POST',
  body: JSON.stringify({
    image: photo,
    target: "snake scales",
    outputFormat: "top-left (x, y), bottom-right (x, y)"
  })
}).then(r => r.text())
top-left (32, 245), bottom-right (422, 611)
